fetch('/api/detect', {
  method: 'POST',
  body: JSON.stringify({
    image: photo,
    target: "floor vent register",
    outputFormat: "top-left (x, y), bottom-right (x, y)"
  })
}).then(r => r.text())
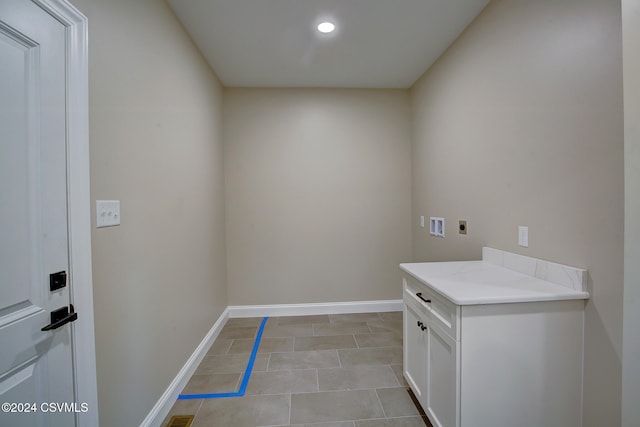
top-left (166, 415), bottom-right (194, 427)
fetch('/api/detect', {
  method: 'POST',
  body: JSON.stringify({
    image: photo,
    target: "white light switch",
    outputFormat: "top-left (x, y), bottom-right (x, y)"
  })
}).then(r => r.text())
top-left (420, 216), bottom-right (425, 228)
top-left (96, 200), bottom-right (120, 228)
top-left (518, 226), bottom-right (529, 247)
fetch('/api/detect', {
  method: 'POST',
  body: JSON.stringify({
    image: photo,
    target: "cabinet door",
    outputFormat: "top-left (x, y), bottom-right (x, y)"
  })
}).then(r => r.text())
top-left (426, 325), bottom-right (458, 427)
top-left (404, 301), bottom-right (428, 406)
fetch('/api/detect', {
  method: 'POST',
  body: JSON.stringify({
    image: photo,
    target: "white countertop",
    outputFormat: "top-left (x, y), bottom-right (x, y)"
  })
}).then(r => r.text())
top-left (400, 260), bottom-right (590, 305)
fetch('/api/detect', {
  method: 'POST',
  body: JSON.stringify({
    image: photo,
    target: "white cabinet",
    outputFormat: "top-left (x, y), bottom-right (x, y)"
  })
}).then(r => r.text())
top-left (402, 265), bottom-right (586, 427)
top-left (425, 325), bottom-right (457, 427)
top-left (403, 276), bottom-right (459, 427)
top-left (403, 297), bottom-right (428, 402)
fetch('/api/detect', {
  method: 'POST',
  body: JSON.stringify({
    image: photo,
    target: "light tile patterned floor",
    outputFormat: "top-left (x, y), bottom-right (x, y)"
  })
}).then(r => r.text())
top-left (163, 312), bottom-right (432, 427)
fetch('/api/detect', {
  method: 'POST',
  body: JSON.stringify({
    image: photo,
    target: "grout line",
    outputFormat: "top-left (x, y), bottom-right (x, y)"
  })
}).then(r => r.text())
top-left (315, 368), bottom-right (319, 392)
top-left (386, 365), bottom-right (401, 387)
top-left (366, 322), bottom-right (374, 334)
top-left (233, 372), bottom-right (242, 392)
top-left (192, 398), bottom-right (204, 422)
top-left (287, 393), bottom-right (292, 425)
top-left (374, 388), bottom-right (388, 419)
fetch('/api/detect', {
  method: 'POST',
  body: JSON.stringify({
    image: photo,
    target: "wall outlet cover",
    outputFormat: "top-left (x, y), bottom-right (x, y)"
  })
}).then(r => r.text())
top-left (459, 220), bottom-right (467, 235)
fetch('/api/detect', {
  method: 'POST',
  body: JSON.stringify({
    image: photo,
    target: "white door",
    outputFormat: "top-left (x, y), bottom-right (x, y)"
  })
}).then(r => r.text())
top-left (0, 1), bottom-right (77, 426)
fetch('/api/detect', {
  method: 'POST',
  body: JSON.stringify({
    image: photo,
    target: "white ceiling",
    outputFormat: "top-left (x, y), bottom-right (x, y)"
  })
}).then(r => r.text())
top-left (167, 0), bottom-right (490, 89)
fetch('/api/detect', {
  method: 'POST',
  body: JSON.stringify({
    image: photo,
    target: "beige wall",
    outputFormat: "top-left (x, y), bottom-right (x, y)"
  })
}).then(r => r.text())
top-left (622, 1), bottom-right (640, 425)
top-left (72, 0), bottom-right (227, 425)
top-left (224, 89), bottom-right (412, 305)
top-left (410, 0), bottom-right (624, 425)
top-left (66, 0), bottom-right (632, 424)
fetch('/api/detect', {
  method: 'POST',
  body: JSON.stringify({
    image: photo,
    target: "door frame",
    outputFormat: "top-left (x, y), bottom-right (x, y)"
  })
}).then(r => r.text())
top-left (32, 1), bottom-right (99, 425)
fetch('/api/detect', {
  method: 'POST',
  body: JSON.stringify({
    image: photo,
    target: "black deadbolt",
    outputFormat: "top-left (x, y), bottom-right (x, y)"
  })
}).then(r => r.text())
top-left (50, 271), bottom-right (67, 292)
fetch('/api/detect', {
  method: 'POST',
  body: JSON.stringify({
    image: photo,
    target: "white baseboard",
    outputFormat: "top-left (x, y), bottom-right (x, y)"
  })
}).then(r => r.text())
top-left (140, 299), bottom-right (402, 426)
top-left (139, 307), bottom-right (230, 427)
top-left (228, 299), bottom-right (403, 318)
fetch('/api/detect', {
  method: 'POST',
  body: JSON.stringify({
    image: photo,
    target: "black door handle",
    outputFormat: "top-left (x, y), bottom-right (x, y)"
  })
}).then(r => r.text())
top-left (416, 292), bottom-right (431, 304)
top-left (41, 305), bottom-right (78, 331)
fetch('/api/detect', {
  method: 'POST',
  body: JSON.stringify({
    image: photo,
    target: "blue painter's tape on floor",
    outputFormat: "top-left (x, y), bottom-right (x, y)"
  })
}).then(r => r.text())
top-left (178, 316), bottom-right (268, 400)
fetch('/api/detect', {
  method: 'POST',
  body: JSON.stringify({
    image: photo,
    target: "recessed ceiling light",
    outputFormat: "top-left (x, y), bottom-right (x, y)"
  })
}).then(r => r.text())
top-left (317, 22), bottom-right (335, 33)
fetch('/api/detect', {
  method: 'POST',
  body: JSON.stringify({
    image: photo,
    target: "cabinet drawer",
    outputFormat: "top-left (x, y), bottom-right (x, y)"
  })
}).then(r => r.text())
top-left (404, 275), bottom-right (459, 341)
top-left (404, 284), bottom-right (429, 322)
top-left (404, 279), bottom-right (429, 313)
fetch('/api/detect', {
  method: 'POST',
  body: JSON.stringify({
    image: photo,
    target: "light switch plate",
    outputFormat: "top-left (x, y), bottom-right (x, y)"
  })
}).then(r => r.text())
top-left (96, 200), bottom-right (120, 228)
top-left (518, 226), bottom-right (528, 247)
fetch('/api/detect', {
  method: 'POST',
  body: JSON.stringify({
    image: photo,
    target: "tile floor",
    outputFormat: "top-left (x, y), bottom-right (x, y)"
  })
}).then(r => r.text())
top-left (163, 312), bottom-right (433, 427)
